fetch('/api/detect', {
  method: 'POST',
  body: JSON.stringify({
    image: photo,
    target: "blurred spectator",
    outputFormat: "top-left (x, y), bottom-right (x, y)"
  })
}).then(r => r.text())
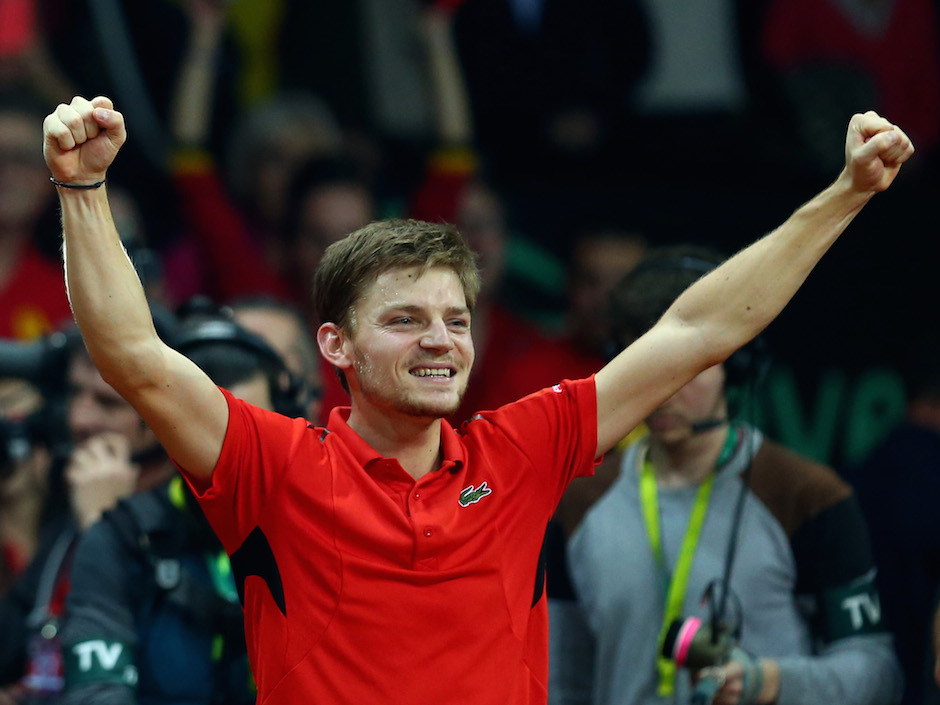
top-left (230, 296), bottom-right (324, 424)
top-left (58, 309), bottom-right (288, 705)
top-left (277, 0), bottom-right (439, 187)
top-left (273, 154), bottom-right (377, 313)
top-left (564, 228), bottom-right (648, 363)
top-left (269, 153), bottom-right (378, 421)
top-left (761, 0), bottom-right (940, 173)
top-left (852, 335), bottom-right (940, 705)
top-left (223, 92), bottom-right (345, 248)
top-left (613, 0), bottom-right (761, 186)
top-left (0, 98), bottom-right (72, 340)
top-left (550, 246), bottom-right (901, 705)
top-left (632, 0), bottom-right (746, 116)
top-left (0, 0), bottom-right (74, 104)
top-left (0, 328), bottom-right (176, 702)
top-left (453, 0), bottom-right (649, 183)
top-left (0, 380), bottom-right (48, 593)
top-left (166, 0), bottom-right (348, 306)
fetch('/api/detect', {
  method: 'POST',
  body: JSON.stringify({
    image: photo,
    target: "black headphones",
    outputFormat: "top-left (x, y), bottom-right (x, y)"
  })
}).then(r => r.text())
top-left (172, 303), bottom-right (310, 419)
top-left (620, 253), bottom-right (772, 393)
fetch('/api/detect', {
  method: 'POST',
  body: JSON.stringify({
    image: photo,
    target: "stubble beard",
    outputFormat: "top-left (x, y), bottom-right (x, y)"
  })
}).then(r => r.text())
top-left (367, 375), bottom-right (468, 420)
top-left (353, 356), bottom-right (469, 420)
top-left (398, 379), bottom-right (468, 419)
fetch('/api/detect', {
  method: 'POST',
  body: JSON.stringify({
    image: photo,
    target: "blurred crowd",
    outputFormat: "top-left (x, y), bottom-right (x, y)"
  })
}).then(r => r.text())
top-left (0, 0), bottom-right (939, 703)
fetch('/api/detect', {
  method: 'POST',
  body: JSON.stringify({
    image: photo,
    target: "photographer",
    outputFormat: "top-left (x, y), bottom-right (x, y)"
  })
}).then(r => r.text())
top-left (58, 307), bottom-right (302, 705)
top-left (0, 328), bottom-right (175, 703)
top-left (0, 378), bottom-right (49, 593)
top-left (549, 247), bottom-right (902, 705)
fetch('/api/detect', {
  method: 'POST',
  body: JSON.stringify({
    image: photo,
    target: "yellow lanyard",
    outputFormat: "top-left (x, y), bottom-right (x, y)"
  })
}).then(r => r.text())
top-left (639, 427), bottom-right (737, 696)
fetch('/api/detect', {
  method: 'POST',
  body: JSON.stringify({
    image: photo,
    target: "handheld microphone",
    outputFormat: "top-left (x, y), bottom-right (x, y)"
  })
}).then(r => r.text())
top-left (663, 616), bottom-right (763, 705)
top-left (662, 616), bottom-right (735, 670)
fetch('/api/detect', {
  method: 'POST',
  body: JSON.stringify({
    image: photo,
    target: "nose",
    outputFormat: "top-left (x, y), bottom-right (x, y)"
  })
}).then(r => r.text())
top-left (68, 393), bottom-right (104, 440)
top-left (421, 319), bottom-right (455, 351)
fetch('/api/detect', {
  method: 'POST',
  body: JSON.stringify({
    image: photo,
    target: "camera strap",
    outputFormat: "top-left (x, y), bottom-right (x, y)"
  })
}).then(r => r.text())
top-left (639, 427), bottom-right (737, 696)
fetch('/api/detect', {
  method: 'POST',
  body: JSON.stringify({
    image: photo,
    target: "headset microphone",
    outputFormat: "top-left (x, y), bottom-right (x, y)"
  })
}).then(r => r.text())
top-left (689, 418), bottom-right (727, 434)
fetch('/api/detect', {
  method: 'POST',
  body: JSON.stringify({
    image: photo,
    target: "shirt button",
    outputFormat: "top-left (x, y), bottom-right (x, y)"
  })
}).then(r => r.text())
top-left (413, 492), bottom-right (421, 500)
top-left (423, 528), bottom-right (433, 538)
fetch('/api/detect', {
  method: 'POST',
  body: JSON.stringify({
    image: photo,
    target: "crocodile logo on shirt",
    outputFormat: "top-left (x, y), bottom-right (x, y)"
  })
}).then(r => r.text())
top-left (458, 482), bottom-right (493, 507)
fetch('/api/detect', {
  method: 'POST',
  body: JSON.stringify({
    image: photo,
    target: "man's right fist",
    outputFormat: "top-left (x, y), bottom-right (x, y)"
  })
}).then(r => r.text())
top-left (42, 95), bottom-right (126, 186)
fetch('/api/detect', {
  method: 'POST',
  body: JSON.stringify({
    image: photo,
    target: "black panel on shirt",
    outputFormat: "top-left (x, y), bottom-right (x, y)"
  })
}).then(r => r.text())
top-left (230, 527), bottom-right (286, 617)
top-left (792, 495), bottom-right (874, 594)
top-left (791, 496), bottom-right (885, 641)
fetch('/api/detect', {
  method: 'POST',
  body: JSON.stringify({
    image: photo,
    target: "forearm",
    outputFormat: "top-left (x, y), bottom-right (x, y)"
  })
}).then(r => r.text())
top-left (59, 187), bottom-right (162, 386)
top-left (423, 8), bottom-right (474, 146)
top-left (773, 635), bottom-right (902, 705)
top-left (666, 173), bottom-right (872, 362)
top-left (170, 7), bottom-right (224, 147)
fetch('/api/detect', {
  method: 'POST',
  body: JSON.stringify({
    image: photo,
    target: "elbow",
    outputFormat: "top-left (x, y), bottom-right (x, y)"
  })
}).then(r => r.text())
top-left (89, 339), bottom-right (169, 398)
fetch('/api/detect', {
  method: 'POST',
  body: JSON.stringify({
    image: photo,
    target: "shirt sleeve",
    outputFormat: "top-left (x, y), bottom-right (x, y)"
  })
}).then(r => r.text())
top-left (178, 388), bottom-right (314, 553)
top-left (777, 495), bottom-right (903, 705)
top-left (475, 376), bottom-right (599, 513)
top-left (61, 521), bottom-right (138, 705)
top-left (775, 633), bottom-right (902, 705)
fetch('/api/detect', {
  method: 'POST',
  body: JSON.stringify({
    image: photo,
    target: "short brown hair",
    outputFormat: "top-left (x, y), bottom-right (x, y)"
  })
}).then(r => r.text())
top-left (313, 218), bottom-right (481, 331)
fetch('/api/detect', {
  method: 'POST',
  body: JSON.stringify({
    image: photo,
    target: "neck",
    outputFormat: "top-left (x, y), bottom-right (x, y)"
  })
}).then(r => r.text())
top-left (347, 405), bottom-right (444, 481)
top-left (647, 424), bottom-right (732, 488)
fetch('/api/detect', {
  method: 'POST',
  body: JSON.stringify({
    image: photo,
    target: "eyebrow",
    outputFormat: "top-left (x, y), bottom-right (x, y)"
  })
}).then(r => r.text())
top-left (382, 304), bottom-right (470, 317)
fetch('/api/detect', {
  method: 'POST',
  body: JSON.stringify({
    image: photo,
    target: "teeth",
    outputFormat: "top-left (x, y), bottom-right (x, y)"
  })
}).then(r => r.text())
top-left (412, 368), bottom-right (452, 377)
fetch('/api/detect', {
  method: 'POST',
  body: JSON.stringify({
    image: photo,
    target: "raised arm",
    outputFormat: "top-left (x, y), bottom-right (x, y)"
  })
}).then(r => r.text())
top-left (43, 96), bottom-right (227, 482)
top-left (594, 111), bottom-right (914, 457)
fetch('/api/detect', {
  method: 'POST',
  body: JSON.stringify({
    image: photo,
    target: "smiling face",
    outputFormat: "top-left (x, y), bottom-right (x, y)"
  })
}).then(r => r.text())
top-left (339, 266), bottom-right (474, 420)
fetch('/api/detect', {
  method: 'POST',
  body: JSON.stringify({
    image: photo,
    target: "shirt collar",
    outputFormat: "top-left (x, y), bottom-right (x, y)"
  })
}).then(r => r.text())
top-left (327, 406), bottom-right (466, 474)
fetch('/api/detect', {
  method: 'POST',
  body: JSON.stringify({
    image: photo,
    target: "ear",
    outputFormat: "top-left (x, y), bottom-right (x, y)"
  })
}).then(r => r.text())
top-left (317, 322), bottom-right (353, 372)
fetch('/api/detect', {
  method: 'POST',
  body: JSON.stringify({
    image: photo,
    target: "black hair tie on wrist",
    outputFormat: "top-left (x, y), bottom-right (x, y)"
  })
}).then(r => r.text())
top-left (50, 177), bottom-right (106, 190)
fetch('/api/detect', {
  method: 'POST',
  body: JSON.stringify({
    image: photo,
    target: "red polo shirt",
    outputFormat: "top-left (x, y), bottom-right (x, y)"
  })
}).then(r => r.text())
top-left (182, 377), bottom-right (598, 705)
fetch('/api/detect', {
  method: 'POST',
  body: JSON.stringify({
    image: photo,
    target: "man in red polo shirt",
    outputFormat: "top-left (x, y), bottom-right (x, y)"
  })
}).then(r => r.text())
top-left (42, 95), bottom-right (913, 705)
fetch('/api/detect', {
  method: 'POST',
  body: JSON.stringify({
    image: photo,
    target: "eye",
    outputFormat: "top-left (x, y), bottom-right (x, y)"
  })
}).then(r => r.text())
top-left (96, 394), bottom-right (126, 410)
top-left (448, 318), bottom-right (470, 329)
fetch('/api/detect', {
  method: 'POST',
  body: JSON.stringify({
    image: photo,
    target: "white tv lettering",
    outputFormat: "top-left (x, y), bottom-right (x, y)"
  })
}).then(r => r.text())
top-left (841, 593), bottom-right (881, 630)
top-left (73, 641), bottom-right (124, 672)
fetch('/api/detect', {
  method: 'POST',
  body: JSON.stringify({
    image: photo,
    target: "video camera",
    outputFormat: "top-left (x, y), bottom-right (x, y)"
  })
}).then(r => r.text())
top-left (0, 330), bottom-right (76, 476)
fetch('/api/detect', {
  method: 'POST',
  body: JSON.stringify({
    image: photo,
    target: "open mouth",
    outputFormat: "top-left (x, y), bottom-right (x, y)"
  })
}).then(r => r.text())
top-left (410, 368), bottom-right (454, 378)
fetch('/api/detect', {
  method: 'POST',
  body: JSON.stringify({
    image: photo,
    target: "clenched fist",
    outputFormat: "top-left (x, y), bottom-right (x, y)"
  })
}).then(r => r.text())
top-left (43, 95), bottom-right (126, 186)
